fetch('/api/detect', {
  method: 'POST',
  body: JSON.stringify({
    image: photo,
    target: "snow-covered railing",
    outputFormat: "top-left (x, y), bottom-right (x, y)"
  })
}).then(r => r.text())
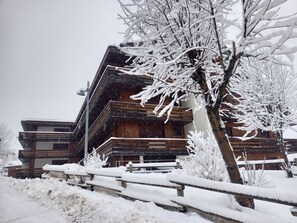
top-left (41, 163), bottom-right (297, 220)
top-left (237, 159), bottom-right (284, 166)
top-left (42, 165), bottom-right (69, 181)
top-left (42, 164), bottom-right (89, 185)
top-left (117, 173), bottom-right (184, 211)
top-left (168, 173), bottom-right (297, 217)
top-left (78, 165), bottom-right (184, 211)
top-left (126, 160), bottom-right (181, 173)
top-left (84, 167), bottom-right (125, 193)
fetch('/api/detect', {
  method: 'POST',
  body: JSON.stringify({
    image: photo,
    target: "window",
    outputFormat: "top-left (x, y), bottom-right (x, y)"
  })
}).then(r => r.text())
top-left (173, 124), bottom-right (182, 136)
top-left (53, 143), bottom-right (69, 150)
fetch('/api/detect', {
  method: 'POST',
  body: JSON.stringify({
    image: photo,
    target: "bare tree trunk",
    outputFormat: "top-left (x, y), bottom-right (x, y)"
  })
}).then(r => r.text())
top-left (206, 106), bottom-right (255, 208)
top-left (277, 131), bottom-right (293, 178)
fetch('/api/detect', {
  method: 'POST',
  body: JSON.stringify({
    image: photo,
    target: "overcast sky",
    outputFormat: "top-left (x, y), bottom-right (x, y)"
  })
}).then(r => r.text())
top-left (1, 0), bottom-right (297, 151)
top-left (0, 0), bottom-right (125, 150)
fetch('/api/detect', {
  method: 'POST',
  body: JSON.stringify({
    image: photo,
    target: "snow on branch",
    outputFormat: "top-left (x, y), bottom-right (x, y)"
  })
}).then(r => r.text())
top-left (118, 0), bottom-right (234, 117)
top-left (241, 0), bottom-right (297, 60)
top-left (119, 0), bottom-right (297, 120)
top-left (228, 59), bottom-right (297, 135)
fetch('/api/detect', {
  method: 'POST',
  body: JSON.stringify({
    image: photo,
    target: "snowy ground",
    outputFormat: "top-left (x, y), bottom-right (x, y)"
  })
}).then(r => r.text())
top-left (1, 170), bottom-right (297, 223)
top-left (0, 180), bottom-right (66, 223)
top-left (0, 176), bottom-right (211, 223)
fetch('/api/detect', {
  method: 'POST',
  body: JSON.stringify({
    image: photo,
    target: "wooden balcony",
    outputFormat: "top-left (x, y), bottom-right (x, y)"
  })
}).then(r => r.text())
top-left (96, 137), bottom-right (188, 156)
top-left (19, 150), bottom-right (69, 160)
top-left (8, 168), bottom-right (44, 178)
top-left (76, 101), bottom-right (192, 151)
top-left (110, 101), bottom-right (192, 123)
top-left (230, 137), bottom-right (297, 160)
top-left (19, 131), bottom-right (73, 147)
top-left (74, 65), bottom-right (151, 134)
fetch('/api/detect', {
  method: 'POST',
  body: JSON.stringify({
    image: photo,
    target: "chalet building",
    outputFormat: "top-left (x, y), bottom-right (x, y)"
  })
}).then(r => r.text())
top-left (16, 46), bottom-right (193, 178)
top-left (18, 120), bottom-right (75, 178)
top-left (16, 45), bottom-right (297, 178)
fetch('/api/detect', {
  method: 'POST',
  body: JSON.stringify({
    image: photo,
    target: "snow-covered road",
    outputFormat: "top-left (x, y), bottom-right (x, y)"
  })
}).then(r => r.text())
top-left (0, 180), bottom-right (65, 223)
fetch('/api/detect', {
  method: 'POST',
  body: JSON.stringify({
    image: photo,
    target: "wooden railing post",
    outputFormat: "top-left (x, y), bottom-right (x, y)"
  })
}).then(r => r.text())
top-left (128, 161), bottom-right (133, 173)
top-left (121, 179), bottom-right (127, 189)
top-left (176, 159), bottom-right (181, 169)
top-left (177, 184), bottom-right (185, 197)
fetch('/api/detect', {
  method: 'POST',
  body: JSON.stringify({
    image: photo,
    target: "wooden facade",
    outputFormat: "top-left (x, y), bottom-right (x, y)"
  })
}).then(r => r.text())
top-left (16, 46), bottom-right (192, 177)
top-left (71, 46), bottom-right (193, 166)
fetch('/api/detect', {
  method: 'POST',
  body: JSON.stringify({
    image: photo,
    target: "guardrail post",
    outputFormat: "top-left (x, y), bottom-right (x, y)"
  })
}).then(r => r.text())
top-left (177, 184), bottom-right (185, 197)
top-left (128, 161), bottom-right (133, 173)
top-left (121, 179), bottom-right (127, 189)
top-left (64, 173), bottom-right (69, 181)
top-left (176, 159), bottom-right (181, 169)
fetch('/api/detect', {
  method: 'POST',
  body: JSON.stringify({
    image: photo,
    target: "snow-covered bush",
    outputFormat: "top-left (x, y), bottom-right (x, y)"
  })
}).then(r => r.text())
top-left (181, 129), bottom-right (228, 182)
top-left (84, 148), bottom-right (108, 169)
top-left (239, 153), bottom-right (270, 187)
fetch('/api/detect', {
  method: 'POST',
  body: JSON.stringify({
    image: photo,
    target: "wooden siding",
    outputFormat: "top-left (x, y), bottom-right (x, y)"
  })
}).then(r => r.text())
top-left (116, 122), bottom-right (139, 138)
top-left (19, 131), bottom-right (73, 141)
top-left (76, 101), bottom-right (192, 152)
top-left (96, 137), bottom-right (188, 157)
top-left (19, 150), bottom-right (70, 159)
top-left (230, 137), bottom-right (297, 160)
top-left (74, 66), bottom-right (151, 135)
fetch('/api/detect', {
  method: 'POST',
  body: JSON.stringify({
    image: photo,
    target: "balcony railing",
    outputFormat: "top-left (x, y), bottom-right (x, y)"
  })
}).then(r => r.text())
top-left (74, 65), bottom-right (151, 134)
top-left (76, 101), bottom-right (192, 151)
top-left (230, 137), bottom-right (297, 154)
top-left (95, 137), bottom-right (188, 156)
top-left (19, 150), bottom-right (69, 159)
top-left (19, 131), bottom-right (73, 141)
top-left (110, 101), bottom-right (192, 122)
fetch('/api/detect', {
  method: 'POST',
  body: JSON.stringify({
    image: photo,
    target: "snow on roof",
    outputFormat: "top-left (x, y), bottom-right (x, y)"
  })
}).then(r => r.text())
top-left (23, 118), bottom-right (74, 123)
top-left (4, 160), bottom-right (22, 168)
top-left (21, 131), bottom-right (73, 134)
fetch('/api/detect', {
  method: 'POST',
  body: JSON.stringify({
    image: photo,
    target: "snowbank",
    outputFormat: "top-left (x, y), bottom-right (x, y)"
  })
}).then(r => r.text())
top-left (3, 176), bottom-right (210, 223)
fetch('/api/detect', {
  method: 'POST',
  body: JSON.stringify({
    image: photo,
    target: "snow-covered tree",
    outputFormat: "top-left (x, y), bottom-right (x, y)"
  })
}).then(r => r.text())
top-left (118, 0), bottom-right (297, 208)
top-left (0, 122), bottom-right (13, 152)
top-left (182, 129), bottom-right (228, 182)
top-left (0, 122), bottom-right (15, 169)
top-left (229, 60), bottom-right (297, 177)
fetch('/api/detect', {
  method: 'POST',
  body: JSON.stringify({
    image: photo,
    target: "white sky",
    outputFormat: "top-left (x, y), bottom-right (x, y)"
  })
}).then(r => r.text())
top-left (0, 0), bottom-right (297, 151)
top-left (0, 0), bottom-right (125, 150)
